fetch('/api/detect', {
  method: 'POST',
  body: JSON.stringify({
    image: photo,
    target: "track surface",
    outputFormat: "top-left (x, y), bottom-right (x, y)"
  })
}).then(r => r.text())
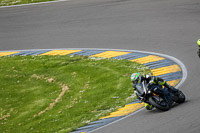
top-left (0, 0), bottom-right (200, 133)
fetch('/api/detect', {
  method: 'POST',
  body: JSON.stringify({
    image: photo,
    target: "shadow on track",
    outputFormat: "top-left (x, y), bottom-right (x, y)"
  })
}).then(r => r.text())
top-left (146, 100), bottom-right (189, 113)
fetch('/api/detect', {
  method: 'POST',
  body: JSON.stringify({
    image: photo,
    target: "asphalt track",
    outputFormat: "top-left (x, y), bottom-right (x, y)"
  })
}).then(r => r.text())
top-left (0, 0), bottom-right (200, 133)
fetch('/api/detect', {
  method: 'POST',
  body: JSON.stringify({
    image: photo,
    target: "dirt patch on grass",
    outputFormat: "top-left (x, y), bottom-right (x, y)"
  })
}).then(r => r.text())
top-left (31, 74), bottom-right (70, 117)
top-left (0, 108), bottom-right (14, 120)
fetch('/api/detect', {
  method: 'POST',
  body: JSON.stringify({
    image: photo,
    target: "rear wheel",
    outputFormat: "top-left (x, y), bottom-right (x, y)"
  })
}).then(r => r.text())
top-left (148, 96), bottom-right (170, 111)
top-left (175, 91), bottom-right (185, 103)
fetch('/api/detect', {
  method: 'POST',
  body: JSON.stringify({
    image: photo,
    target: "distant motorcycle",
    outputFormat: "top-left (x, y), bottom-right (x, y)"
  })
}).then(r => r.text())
top-left (135, 80), bottom-right (185, 111)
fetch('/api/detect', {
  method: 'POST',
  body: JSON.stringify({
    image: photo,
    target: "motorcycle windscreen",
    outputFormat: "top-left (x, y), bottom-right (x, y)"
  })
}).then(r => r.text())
top-left (135, 83), bottom-right (144, 96)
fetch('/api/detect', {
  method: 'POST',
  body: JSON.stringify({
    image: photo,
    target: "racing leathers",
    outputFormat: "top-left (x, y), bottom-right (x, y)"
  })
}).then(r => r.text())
top-left (133, 75), bottom-right (179, 99)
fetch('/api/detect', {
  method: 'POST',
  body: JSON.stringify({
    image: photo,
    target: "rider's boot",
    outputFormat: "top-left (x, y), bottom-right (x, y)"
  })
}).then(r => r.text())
top-left (145, 103), bottom-right (153, 110)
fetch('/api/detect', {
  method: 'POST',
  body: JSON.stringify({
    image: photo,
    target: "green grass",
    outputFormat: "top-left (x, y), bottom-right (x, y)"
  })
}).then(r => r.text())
top-left (0, 0), bottom-right (55, 6)
top-left (0, 55), bottom-right (151, 133)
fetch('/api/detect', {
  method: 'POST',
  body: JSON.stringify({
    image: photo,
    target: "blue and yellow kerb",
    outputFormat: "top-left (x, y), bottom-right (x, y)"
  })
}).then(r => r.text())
top-left (0, 49), bottom-right (184, 133)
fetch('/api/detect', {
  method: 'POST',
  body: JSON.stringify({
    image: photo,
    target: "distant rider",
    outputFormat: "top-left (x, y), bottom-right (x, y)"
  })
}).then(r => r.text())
top-left (131, 72), bottom-right (179, 110)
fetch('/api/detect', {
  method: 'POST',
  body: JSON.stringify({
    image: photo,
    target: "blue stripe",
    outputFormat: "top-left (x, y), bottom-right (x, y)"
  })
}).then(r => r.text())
top-left (112, 52), bottom-right (149, 60)
top-left (157, 71), bottom-right (182, 81)
top-left (69, 50), bottom-right (106, 56)
top-left (144, 59), bottom-right (175, 69)
top-left (12, 50), bottom-right (51, 56)
top-left (70, 116), bottom-right (123, 133)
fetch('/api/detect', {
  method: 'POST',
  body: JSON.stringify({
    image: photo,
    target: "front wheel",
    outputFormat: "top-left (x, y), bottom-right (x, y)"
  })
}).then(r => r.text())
top-left (148, 96), bottom-right (170, 111)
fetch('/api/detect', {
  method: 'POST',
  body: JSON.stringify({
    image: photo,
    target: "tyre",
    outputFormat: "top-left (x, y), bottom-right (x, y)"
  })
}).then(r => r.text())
top-left (175, 91), bottom-right (185, 103)
top-left (148, 96), bottom-right (170, 111)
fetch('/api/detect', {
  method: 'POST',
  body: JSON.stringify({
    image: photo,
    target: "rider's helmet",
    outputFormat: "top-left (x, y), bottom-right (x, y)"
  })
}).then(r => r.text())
top-left (131, 72), bottom-right (141, 84)
top-left (197, 39), bottom-right (200, 47)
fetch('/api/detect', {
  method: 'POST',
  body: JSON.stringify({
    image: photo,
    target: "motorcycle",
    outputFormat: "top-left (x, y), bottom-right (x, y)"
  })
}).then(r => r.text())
top-left (134, 80), bottom-right (185, 111)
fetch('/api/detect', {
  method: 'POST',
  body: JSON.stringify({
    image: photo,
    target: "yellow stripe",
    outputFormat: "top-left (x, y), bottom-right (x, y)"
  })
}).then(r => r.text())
top-left (40, 50), bottom-right (81, 55)
top-left (131, 55), bottom-right (165, 64)
top-left (100, 103), bottom-right (144, 119)
top-left (167, 79), bottom-right (181, 87)
top-left (152, 64), bottom-right (181, 76)
top-left (91, 51), bottom-right (130, 58)
top-left (0, 51), bottom-right (19, 56)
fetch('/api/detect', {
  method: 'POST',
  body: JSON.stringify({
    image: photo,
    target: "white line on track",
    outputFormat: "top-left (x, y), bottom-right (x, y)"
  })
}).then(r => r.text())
top-left (88, 107), bottom-right (145, 133)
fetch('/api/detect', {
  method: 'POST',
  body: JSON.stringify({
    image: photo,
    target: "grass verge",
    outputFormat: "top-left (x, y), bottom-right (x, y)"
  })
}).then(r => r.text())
top-left (0, 55), bottom-right (151, 132)
top-left (0, 0), bottom-right (55, 6)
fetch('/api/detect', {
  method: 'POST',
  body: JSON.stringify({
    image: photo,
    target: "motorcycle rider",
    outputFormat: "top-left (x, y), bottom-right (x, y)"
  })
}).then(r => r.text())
top-left (131, 72), bottom-right (179, 110)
